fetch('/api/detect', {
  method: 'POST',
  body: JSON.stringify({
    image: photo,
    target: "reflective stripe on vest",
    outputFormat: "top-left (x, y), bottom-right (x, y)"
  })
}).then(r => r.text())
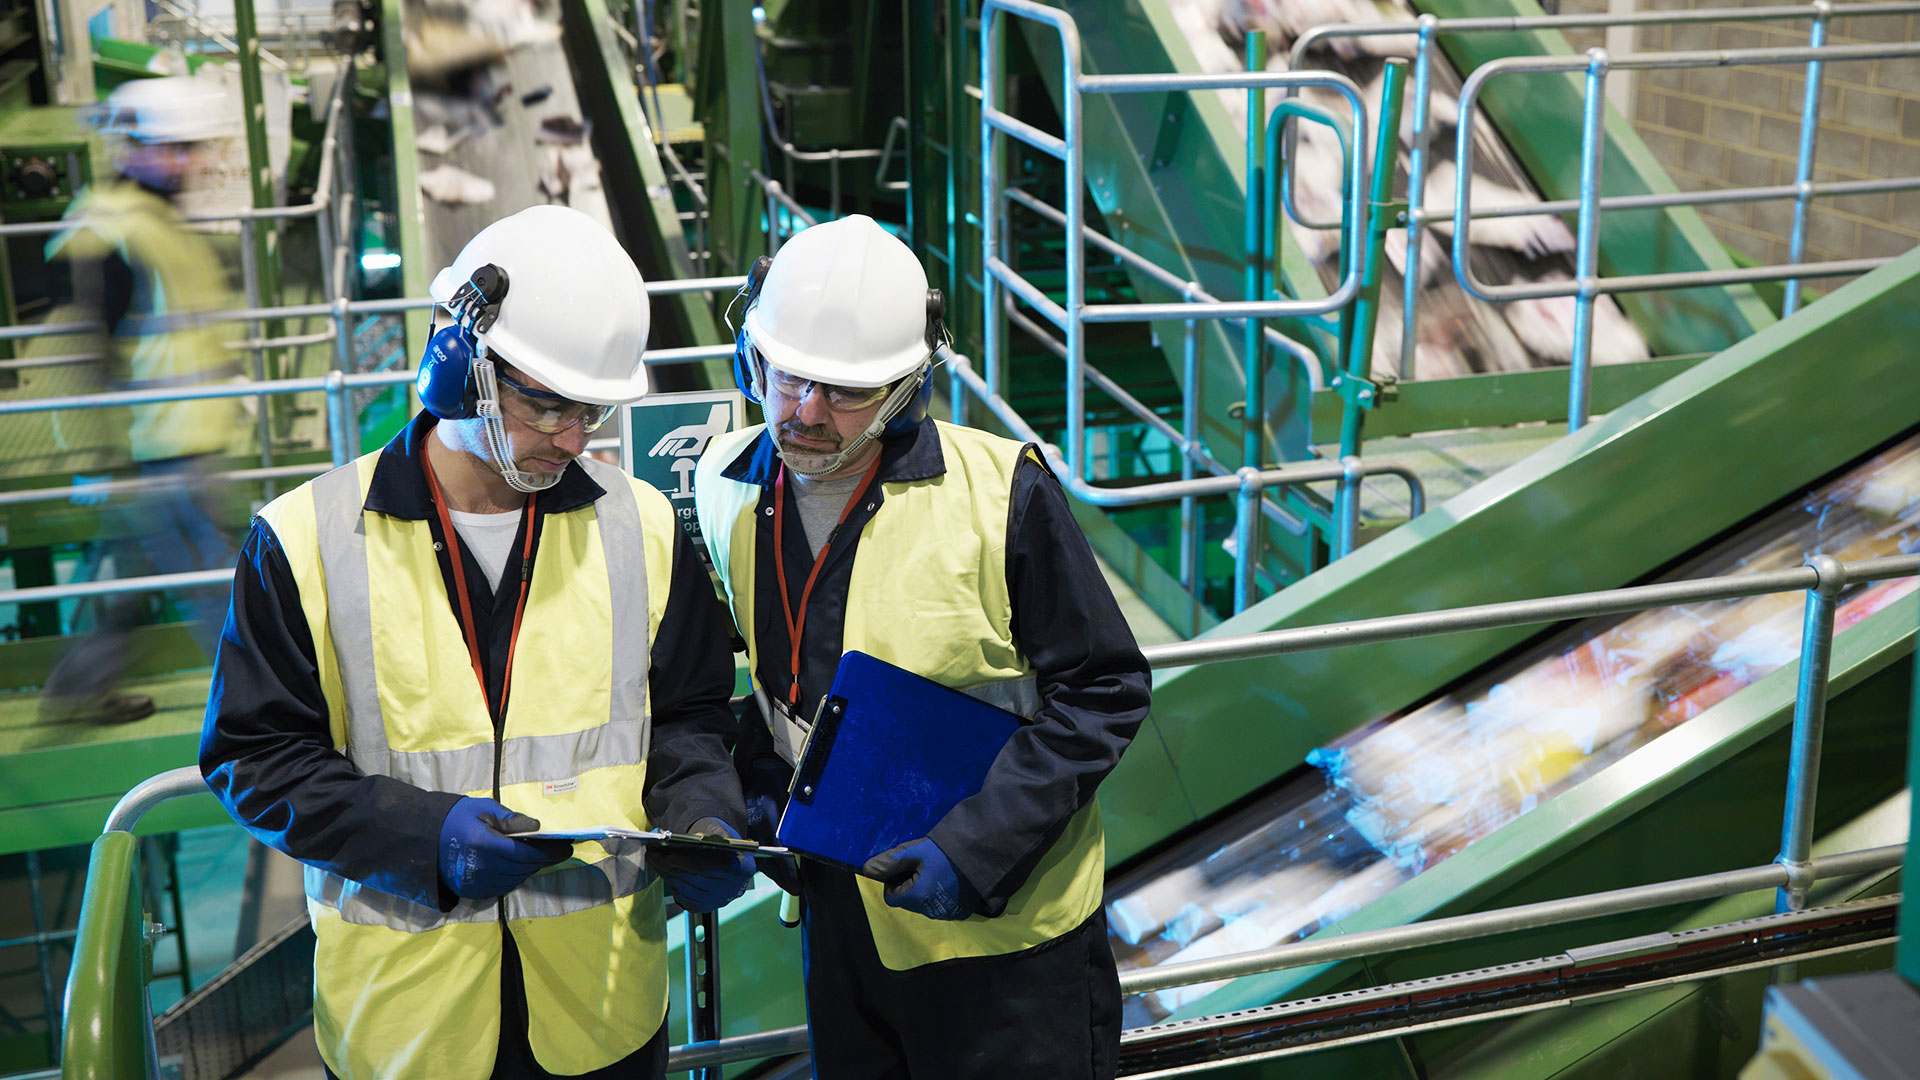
top-left (265, 449), bottom-right (677, 1077)
top-left (307, 458), bottom-right (652, 797)
top-left (694, 422), bottom-right (1105, 970)
top-left (306, 850), bottom-right (653, 930)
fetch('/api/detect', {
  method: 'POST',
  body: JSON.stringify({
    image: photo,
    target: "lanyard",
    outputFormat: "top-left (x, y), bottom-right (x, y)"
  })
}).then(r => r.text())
top-left (772, 454), bottom-right (884, 706)
top-left (422, 448), bottom-right (537, 716)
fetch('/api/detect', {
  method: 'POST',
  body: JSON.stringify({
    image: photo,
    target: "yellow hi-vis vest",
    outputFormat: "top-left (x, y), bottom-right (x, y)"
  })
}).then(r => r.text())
top-left (47, 182), bottom-right (240, 461)
top-left (259, 451), bottom-right (674, 1079)
top-left (694, 421), bottom-right (1104, 971)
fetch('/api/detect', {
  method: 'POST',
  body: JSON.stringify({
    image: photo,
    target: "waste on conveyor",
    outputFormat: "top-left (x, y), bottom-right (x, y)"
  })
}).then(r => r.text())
top-left (1166, 0), bottom-right (1652, 380)
top-left (1106, 432), bottom-right (1920, 1024)
top-left (403, 0), bottom-right (607, 260)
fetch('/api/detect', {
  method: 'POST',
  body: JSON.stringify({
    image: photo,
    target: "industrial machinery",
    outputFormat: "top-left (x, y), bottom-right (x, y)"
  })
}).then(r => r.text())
top-left (2, 0), bottom-right (1916, 1077)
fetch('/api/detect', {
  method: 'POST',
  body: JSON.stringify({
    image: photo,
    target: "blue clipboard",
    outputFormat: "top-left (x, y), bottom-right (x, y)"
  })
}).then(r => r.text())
top-left (775, 651), bottom-right (1023, 875)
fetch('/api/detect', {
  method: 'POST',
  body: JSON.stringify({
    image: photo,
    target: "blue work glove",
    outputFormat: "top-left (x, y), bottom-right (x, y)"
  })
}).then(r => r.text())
top-left (862, 837), bottom-right (981, 921)
top-left (650, 817), bottom-right (757, 913)
top-left (70, 473), bottom-right (111, 507)
top-left (437, 797), bottom-right (573, 901)
top-left (743, 762), bottom-right (801, 895)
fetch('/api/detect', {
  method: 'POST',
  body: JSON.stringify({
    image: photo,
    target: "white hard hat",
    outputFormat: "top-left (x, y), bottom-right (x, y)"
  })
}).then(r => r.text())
top-left (430, 205), bottom-right (652, 405)
top-left (743, 214), bottom-right (931, 389)
top-left (101, 76), bottom-right (239, 144)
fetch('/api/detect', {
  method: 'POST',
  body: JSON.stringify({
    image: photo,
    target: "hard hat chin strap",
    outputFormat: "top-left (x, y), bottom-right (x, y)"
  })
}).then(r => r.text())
top-left (472, 355), bottom-right (563, 493)
top-left (773, 363), bottom-right (929, 478)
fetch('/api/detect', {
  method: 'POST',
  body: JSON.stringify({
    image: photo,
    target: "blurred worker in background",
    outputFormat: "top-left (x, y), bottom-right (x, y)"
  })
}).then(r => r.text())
top-left (695, 214), bottom-right (1151, 1079)
top-left (39, 75), bottom-right (245, 724)
top-left (202, 205), bottom-right (756, 1079)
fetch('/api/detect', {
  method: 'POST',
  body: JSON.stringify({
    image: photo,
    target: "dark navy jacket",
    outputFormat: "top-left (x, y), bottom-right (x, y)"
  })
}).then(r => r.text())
top-left (725, 416), bottom-right (1152, 913)
top-left (200, 413), bottom-right (746, 909)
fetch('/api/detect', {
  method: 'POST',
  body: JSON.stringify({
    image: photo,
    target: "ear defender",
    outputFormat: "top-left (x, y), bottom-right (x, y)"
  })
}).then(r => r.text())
top-left (731, 260), bottom-right (941, 436)
top-left (924, 289), bottom-right (947, 353)
top-left (730, 255), bottom-right (776, 404)
top-left (417, 263), bottom-right (512, 420)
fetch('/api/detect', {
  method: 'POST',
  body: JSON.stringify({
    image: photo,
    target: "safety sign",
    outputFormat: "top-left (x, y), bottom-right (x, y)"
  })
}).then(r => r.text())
top-left (622, 388), bottom-right (745, 569)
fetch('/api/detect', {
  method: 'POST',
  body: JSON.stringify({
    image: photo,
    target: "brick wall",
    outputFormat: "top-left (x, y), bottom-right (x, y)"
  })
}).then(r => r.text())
top-left (1539, 0), bottom-right (1920, 277)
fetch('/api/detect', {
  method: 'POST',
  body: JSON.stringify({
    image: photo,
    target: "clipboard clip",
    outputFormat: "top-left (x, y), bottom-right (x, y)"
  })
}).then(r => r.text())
top-left (788, 695), bottom-right (845, 807)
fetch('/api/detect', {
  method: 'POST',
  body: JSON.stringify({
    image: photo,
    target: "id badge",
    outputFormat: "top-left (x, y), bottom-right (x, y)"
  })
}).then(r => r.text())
top-left (765, 693), bottom-right (812, 766)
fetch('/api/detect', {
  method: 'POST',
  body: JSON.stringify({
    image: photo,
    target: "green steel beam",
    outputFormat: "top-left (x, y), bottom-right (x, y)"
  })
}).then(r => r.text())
top-left (1307, 354), bottom-right (1711, 441)
top-left (563, 0), bottom-right (725, 369)
top-left (380, 0), bottom-right (430, 382)
top-left (1425, 793), bottom-right (1906, 1079)
top-left (696, 0), bottom-right (766, 278)
top-left (231, 0), bottom-right (286, 387)
top-left (1412, 0), bottom-right (1778, 357)
top-left (1903, 605), bottom-right (1920, 988)
top-left (1125, 246), bottom-right (1920, 861)
top-left (0, 734), bottom-right (212, 856)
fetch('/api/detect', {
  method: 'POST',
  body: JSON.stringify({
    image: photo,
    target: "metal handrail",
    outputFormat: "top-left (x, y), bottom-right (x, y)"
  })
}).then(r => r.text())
top-left (1448, 40), bottom-right (1919, 430)
top-left (102, 768), bottom-right (208, 835)
top-left (69, 548), bottom-right (1915, 1070)
top-left (630, 549), bottom-right (1920, 1064)
top-left (1285, 3), bottom-right (1920, 380)
top-left (983, 0), bottom-right (1386, 613)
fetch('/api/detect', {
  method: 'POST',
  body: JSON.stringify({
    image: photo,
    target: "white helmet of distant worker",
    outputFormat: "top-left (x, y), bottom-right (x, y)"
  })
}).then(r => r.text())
top-left (735, 214), bottom-right (944, 475)
top-left (422, 205), bottom-right (652, 492)
top-left (100, 76), bottom-right (239, 145)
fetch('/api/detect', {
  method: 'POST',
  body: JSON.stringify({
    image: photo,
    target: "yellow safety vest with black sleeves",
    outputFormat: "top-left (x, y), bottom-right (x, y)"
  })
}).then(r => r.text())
top-left (258, 451), bottom-right (673, 1079)
top-left (694, 420), bottom-right (1105, 971)
top-left (46, 181), bottom-right (241, 461)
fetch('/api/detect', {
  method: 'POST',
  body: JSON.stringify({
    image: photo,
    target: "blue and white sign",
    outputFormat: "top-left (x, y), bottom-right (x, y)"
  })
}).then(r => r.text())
top-left (622, 388), bottom-right (746, 568)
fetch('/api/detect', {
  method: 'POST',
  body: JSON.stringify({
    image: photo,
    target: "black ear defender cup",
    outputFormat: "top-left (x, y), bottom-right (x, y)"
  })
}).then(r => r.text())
top-left (877, 287), bottom-right (945, 438)
top-left (418, 263), bottom-right (512, 420)
top-left (730, 255), bottom-right (777, 404)
top-left (924, 288), bottom-right (947, 352)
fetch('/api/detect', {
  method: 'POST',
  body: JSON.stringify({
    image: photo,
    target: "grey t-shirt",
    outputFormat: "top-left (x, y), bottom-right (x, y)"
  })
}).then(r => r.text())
top-left (788, 468), bottom-right (870, 558)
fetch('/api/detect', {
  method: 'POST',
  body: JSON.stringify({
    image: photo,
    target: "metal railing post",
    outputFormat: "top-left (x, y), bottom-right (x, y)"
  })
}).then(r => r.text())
top-left (1569, 48), bottom-right (1609, 433)
top-left (1335, 58), bottom-right (1405, 556)
top-left (1064, 22), bottom-right (1089, 488)
top-left (1233, 467), bottom-right (1259, 613)
top-left (1180, 301), bottom-right (1201, 590)
top-left (1784, 0), bottom-right (1832, 316)
top-left (981, 7), bottom-right (1003, 395)
top-left (324, 370), bottom-right (350, 468)
top-left (684, 911), bottom-right (722, 1080)
top-left (1399, 16), bottom-right (1439, 380)
top-left (1242, 30), bottom-right (1267, 474)
top-left (1775, 553), bottom-right (1845, 914)
top-left (239, 216), bottom-right (275, 468)
top-left (1337, 455), bottom-right (1364, 559)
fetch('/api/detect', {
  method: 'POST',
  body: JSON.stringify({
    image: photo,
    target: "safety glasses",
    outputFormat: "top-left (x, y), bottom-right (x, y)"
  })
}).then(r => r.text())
top-left (495, 370), bottom-right (616, 434)
top-left (762, 365), bottom-right (893, 413)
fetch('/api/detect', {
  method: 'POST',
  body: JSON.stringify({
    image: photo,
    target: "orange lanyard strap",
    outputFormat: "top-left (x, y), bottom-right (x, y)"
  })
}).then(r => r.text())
top-left (422, 448), bottom-right (537, 716)
top-left (772, 454), bottom-right (884, 706)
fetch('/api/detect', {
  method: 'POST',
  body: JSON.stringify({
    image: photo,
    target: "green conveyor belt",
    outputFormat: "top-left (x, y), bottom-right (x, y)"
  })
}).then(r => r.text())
top-left (671, 241), bottom-right (1920, 1074)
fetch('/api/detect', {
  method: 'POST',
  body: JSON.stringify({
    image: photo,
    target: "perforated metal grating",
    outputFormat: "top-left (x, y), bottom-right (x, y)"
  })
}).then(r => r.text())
top-left (154, 916), bottom-right (314, 1080)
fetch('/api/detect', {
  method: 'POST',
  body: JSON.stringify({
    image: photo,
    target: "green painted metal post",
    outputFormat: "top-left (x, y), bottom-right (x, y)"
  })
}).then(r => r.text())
top-left (1329, 59), bottom-right (1407, 560)
top-left (60, 832), bottom-right (150, 1080)
top-left (696, 0), bottom-right (766, 278)
top-left (1241, 30), bottom-right (1265, 474)
top-left (1338, 59), bottom-right (1405, 462)
top-left (1902, 597), bottom-right (1920, 987)
top-left (232, 0), bottom-right (284, 383)
top-left (381, 0), bottom-right (432, 409)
